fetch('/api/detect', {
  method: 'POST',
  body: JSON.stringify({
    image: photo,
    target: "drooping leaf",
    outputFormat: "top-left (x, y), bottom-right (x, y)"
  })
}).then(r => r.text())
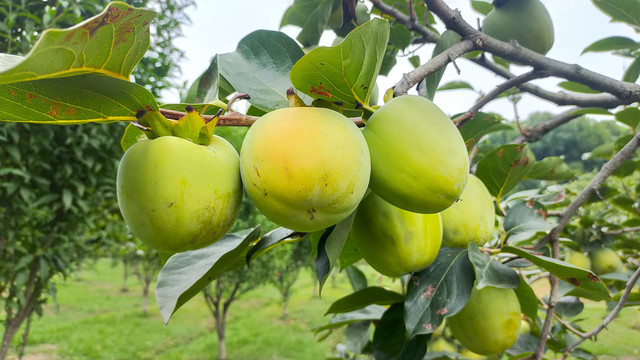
top-left (0, 73), bottom-right (157, 124)
top-left (458, 112), bottom-right (512, 151)
top-left (504, 199), bottom-right (553, 245)
top-left (290, 18), bottom-right (389, 109)
top-left (345, 321), bottom-right (372, 355)
top-left (338, 232), bottom-right (363, 269)
top-left (615, 107), bottom-right (640, 130)
top-left (501, 246), bottom-right (610, 301)
top-left (581, 36), bottom-right (639, 54)
top-left (0, 2), bottom-right (155, 84)
top-left (326, 287), bottom-right (404, 314)
top-left (526, 156), bottom-right (575, 181)
top-left (592, 0), bottom-right (640, 31)
top-left (219, 30), bottom-right (307, 112)
top-left (373, 303), bottom-right (429, 360)
top-left (346, 265), bottom-right (368, 292)
top-left (468, 243), bottom-right (520, 289)
top-left (315, 305), bottom-right (387, 332)
top-left (555, 296), bottom-right (584, 318)
top-left (423, 30), bottom-right (462, 101)
top-left (316, 211), bottom-right (357, 294)
top-left (246, 227), bottom-right (298, 264)
top-left (155, 226), bottom-right (261, 324)
top-left (475, 144), bottom-right (536, 206)
top-left (558, 81), bottom-right (601, 94)
top-left (404, 247), bottom-right (474, 338)
top-left (184, 55), bottom-right (221, 104)
top-left (623, 57), bottom-right (640, 83)
top-left (281, 0), bottom-right (336, 47)
top-left (437, 80), bottom-right (475, 91)
top-left (514, 278), bottom-right (539, 321)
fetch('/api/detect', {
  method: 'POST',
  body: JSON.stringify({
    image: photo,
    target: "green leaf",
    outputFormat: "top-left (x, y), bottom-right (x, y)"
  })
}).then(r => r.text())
top-left (404, 247), bottom-right (474, 338)
top-left (475, 144), bottom-right (536, 206)
top-left (555, 296), bottom-right (584, 318)
top-left (316, 211), bottom-right (356, 295)
top-left (467, 243), bottom-right (520, 289)
top-left (471, 0), bottom-right (494, 15)
top-left (581, 36), bottom-right (639, 54)
top-left (437, 80), bottom-right (475, 91)
top-left (571, 107), bottom-right (613, 116)
top-left (623, 57), bottom-right (640, 83)
top-left (615, 107), bottom-right (640, 130)
top-left (592, 0), bottom-right (640, 31)
top-left (503, 199), bottom-right (553, 245)
top-left (408, 55), bottom-right (421, 68)
top-left (325, 287), bottom-right (404, 315)
top-left (526, 156), bottom-right (575, 180)
top-left (184, 55), bottom-right (221, 104)
top-left (557, 81), bottom-right (601, 94)
top-left (458, 112), bottom-right (512, 151)
top-left (155, 226), bottom-right (261, 324)
top-left (423, 30), bottom-right (462, 101)
top-left (245, 227), bottom-right (298, 264)
top-left (389, 23), bottom-right (412, 50)
top-left (514, 278), bottom-right (538, 321)
top-left (338, 232), bottom-right (363, 269)
top-left (219, 30), bottom-right (307, 112)
top-left (120, 124), bottom-right (147, 152)
top-left (0, 2), bottom-right (155, 84)
top-left (345, 265), bottom-right (368, 291)
top-left (0, 74), bottom-right (158, 124)
top-left (290, 18), bottom-right (390, 109)
top-left (373, 303), bottom-right (429, 360)
top-left (315, 305), bottom-right (387, 332)
top-left (501, 246), bottom-right (611, 301)
top-left (281, 0), bottom-right (335, 47)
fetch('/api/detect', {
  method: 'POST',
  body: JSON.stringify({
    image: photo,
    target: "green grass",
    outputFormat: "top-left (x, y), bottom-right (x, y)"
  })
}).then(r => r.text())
top-left (5, 260), bottom-right (640, 360)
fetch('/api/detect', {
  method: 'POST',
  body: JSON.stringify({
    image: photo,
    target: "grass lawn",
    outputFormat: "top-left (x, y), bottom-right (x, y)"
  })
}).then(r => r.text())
top-left (4, 259), bottom-right (640, 359)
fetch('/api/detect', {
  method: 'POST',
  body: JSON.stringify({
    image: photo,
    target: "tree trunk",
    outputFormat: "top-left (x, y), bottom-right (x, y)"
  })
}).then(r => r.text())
top-left (18, 313), bottom-right (32, 359)
top-left (142, 281), bottom-right (149, 315)
top-left (282, 300), bottom-right (289, 320)
top-left (216, 310), bottom-right (227, 360)
top-left (0, 318), bottom-right (21, 360)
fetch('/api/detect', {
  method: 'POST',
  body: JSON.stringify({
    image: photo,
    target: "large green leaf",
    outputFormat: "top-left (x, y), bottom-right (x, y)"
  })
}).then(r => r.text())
top-left (526, 156), bottom-right (575, 181)
top-left (290, 18), bottom-right (389, 109)
top-left (0, 2), bottom-right (155, 84)
top-left (0, 73), bottom-right (157, 124)
top-left (501, 246), bottom-right (611, 301)
top-left (615, 107), bottom-right (640, 130)
top-left (373, 303), bottom-right (429, 360)
top-left (325, 287), bottom-right (404, 314)
top-left (422, 30), bottom-right (461, 101)
top-left (219, 30), bottom-right (306, 112)
top-left (404, 247), bottom-right (474, 338)
top-left (503, 199), bottom-right (553, 246)
top-left (316, 211), bottom-right (356, 294)
top-left (592, 0), bottom-right (640, 31)
top-left (184, 55), bottom-right (221, 104)
top-left (458, 112), bottom-right (512, 151)
top-left (155, 226), bottom-right (261, 324)
top-left (475, 144), bottom-right (535, 207)
top-left (468, 243), bottom-right (520, 289)
top-left (514, 278), bottom-right (539, 321)
top-left (581, 36), bottom-right (640, 54)
top-left (280, 0), bottom-right (335, 47)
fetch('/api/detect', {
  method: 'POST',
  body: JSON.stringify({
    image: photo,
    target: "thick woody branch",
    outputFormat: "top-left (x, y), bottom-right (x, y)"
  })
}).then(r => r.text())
top-left (453, 70), bottom-right (551, 126)
top-left (539, 132), bottom-right (640, 248)
top-left (424, 0), bottom-right (640, 103)
top-left (368, 0), bottom-right (439, 43)
top-left (511, 107), bottom-right (583, 144)
top-left (393, 39), bottom-right (477, 96)
top-left (560, 266), bottom-right (640, 359)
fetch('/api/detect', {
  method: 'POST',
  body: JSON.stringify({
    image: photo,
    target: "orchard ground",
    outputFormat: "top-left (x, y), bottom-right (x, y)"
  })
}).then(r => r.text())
top-left (5, 259), bottom-right (640, 360)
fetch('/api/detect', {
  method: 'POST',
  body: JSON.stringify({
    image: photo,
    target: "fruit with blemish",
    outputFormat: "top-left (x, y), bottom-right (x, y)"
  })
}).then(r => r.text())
top-left (240, 107), bottom-right (370, 232)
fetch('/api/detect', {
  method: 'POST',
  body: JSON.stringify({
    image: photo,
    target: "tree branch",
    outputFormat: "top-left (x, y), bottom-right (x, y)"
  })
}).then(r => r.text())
top-left (424, 0), bottom-right (640, 103)
top-left (368, 0), bottom-right (439, 43)
top-left (603, 226), bottom-right (640, 237)
top-left (511, 107), bottom-right (583, 144)
top-left (393, 39), bottom-right (477, 96)
top-left (453, 70), bottom-right (551, 126)
top-left (560, 265), bottom-right (640, 359)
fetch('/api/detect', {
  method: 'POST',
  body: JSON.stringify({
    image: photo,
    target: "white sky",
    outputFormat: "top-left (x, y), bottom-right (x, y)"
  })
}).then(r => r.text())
top-left (165, 0), bottom-right (638, 120)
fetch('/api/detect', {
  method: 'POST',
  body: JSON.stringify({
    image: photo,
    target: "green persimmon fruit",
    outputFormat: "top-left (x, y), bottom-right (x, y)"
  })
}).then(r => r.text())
top-left (482, 0), bottom-right (554, 55)
top-left (565, 250), bottom-right (591, 270)
top-left (117, 135), bottom-right (242, 253)
top-left (590, 248), bottom-right (623, 275)
top-left (448, 286), bottom-right (521, 355)
top-left (441, 174), bottom-right (494, 248)
top-left (240, 107), bottom-right (370, 232)
top-left (351, 192), bottom-right (442, 277)
top-left (363, 95), bottom-right (469, 214)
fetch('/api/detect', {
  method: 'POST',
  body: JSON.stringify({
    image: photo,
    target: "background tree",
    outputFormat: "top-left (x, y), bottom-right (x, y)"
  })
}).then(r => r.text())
top-left (267, 237), bottom-right (311, 319)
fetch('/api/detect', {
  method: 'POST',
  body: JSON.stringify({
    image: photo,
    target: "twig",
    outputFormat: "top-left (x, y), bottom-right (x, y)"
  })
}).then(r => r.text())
top-left (603, 226), bottom-right (640, 237)
top-left (368, 0), bottom-right (439, 43)
top-left (393, 39), bottom-right (477, 96)
top-left (424, 0), bottom-right (640, 103)
top-left (511, 107), bottom-right (583, 144)
top-left (560, 266), bottom-right (640, 359)
top-left (453, 70), bottom-right (550, 127)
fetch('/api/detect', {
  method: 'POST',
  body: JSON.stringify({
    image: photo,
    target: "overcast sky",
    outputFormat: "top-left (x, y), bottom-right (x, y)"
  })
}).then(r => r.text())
top-left (166, 0), bottom-right (637, 120)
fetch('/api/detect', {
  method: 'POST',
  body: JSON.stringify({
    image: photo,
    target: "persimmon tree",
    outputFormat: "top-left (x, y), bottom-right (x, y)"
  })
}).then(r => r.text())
top-left (0, 1), bottom-right (639, 360)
